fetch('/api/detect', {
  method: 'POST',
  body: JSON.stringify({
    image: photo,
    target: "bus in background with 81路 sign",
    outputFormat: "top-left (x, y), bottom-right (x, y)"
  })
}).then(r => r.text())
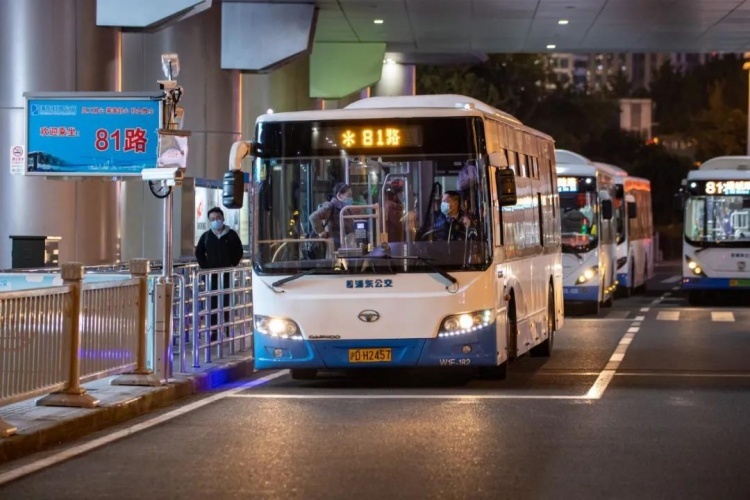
top-left (242, 94), bottom-right (564, 381)
top-left (678, 156), bottom-right (750, 305)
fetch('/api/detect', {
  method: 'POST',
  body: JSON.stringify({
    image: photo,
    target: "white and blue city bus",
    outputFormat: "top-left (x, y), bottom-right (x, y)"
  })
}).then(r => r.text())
top-left (555, 150), bottom-right (618, 315)
top-left (679, 156), bottom-right (750, 305)
top-left (244, 94), bottom-right (564, 380)
top-left (595, 163), bottom-right (654, 297)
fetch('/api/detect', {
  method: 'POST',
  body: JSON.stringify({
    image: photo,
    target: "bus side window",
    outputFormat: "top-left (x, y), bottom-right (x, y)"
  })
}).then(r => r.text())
top-left (508, 151), bottom-right (519, 176)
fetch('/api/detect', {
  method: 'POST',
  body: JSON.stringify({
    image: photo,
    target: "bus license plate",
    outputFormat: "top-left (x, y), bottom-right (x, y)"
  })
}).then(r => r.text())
top-left (348, 348), bottom-right (392, 363)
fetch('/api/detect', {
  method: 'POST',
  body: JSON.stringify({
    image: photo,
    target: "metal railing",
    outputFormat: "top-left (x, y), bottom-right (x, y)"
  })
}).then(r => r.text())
top-left (0, 286), bottom-right (71, 407)
top-left (1, 260), bottom-right (153, 438)
top-left (80, 278), bottom-right (141, 381)
top-left (172, 264), bottom-right (254, 372)
top-left (0, 258), bottom-right (255, 437)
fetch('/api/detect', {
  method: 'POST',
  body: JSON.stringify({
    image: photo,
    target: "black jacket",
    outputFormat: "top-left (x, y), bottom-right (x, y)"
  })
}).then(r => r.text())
top-left (195, 228), bottom-right (244, 269)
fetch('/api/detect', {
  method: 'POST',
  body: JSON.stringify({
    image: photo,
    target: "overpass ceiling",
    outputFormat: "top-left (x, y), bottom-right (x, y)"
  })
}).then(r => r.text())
top-left (227, 0), bottom-right (750, 56)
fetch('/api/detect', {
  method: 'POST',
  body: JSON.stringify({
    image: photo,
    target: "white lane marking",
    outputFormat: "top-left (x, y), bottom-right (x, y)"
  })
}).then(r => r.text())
top-left (657, 311), bottom-right (680, 321)
top-left (564, 318), bottom-right (634, 322)
top-left (634, 315), bottom-right (645, 321)
top-left (615, 372), bottom-right (750, 378)
top-left (672, 286), bottom-right (681, 291)
top-left (585, 325), bottom-right (638, 400)
top-left (661, 275), bottom-right (682, 284)
top-left (640, 307), bottom-right (650, 312)
top-left (0, 371), bottom-right (288, 486)
top-left (227, 394), bottom-right (583, 400)
top-left (712, 311), bottom-right (735, 322)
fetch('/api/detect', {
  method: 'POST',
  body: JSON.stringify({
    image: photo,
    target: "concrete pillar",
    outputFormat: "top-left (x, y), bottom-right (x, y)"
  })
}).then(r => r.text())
top-left (0, 0), bottom-right (121, 269)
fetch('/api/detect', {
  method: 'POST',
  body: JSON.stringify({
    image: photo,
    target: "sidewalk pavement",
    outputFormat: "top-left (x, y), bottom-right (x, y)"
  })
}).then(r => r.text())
top-left (0, 353), bottom-right (254, 464)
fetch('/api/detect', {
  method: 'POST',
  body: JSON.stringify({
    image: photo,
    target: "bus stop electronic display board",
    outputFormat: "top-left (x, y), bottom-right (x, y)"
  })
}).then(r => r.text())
top-left (24, 92), bottom-right (162, 176)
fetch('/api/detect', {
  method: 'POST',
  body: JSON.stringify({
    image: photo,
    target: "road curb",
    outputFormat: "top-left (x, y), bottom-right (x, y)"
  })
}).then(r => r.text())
top-left (0, 358), bottom-right (254, 464)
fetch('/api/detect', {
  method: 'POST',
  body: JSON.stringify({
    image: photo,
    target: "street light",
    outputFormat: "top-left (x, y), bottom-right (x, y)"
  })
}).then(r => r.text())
top-left (743, 53), bottom-right (750, 155)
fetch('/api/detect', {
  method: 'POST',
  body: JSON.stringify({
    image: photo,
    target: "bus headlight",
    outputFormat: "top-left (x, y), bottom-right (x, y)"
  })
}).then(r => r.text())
top-left (685, 256), bottom-right (705, 276)
top-left (255, 315), bottom-right (303, 340)
top-left (576, 266), bottom-right (599, 284)
top-left (616, 257), bottom-right (628, 270)
top-left (439, 309), bottom-right (493, 337)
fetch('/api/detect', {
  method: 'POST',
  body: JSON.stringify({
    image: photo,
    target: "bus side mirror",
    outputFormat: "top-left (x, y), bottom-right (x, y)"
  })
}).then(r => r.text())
top-left (627, 202), bottom-right (637, 219)
top-left (223, 170), bottom-right (244, 209)
top-left (495, 168), bottom-right (517, 206)
top-left (223, 140), bottom-right (254, 209)
top-left (673, 192), bottom-right (685, 213)
top-left (601, 199), bottom-right (613, 220)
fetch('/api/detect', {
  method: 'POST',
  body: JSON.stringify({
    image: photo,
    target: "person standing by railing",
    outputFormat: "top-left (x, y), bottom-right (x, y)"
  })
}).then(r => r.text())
top-left (195, 207), bottom-right (243, 341)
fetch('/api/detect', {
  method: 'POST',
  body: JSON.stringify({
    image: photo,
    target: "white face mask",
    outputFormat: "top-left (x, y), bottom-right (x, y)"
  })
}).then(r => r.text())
top-left (440, 201), bottom-right (451, 215)
top-left (210, 219), bottom-right (224, 231)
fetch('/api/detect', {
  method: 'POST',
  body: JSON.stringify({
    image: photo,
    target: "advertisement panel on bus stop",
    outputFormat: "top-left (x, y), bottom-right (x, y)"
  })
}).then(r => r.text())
top-left (23, 92), bottom-right (163, 177)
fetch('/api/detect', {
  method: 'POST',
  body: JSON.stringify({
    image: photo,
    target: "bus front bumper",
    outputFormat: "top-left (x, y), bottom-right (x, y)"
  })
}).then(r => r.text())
top-left (563, 285), bottom-right (599, 303)
top-left (253, 323), bottom-right (499, 370)
top-left (682, 277), bottom-right (750, 290)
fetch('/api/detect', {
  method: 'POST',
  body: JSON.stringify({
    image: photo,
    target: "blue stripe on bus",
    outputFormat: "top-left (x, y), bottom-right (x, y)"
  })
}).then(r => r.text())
top-left (617, 272), bottom-right (630, 288)
top-left (563, 285), bottom-right (599, 302)
top-left (681, 277), bottom-right (750, 290)
top-left (253, 322), bottom-right (498, 370)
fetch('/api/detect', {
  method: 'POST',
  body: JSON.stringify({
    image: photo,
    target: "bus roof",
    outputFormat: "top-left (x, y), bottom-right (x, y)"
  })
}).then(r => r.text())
top-left (254, 94), bottom-right (554, 141)
top-left (556, 163), bottom-right (597, 177)
top-left (624, 176), bottom-right (651, 191)
top-left (345, 94), bottom-right (522, 124)
top-left (554, 149), bottom-right (594, 166)
top-left (594, 161), bottom-right (628, 177)
top-left (688, 169), bottom-right (750, 180)
top-left (696, 156), bottom-right (750, 171)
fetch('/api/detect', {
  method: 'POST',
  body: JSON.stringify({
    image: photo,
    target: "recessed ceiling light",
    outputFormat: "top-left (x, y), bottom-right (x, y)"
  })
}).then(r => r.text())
top-left (558, 19), bottom-right (569, 25)
top-left (547, 44), bottom-right (556, 49)
top-left (374, 19), bottom-right (384, 24)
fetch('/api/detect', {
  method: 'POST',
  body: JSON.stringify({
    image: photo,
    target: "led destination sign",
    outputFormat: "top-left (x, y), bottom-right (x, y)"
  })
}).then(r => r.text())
top-left (689, 180), bottom-right (750, 196)
top-left (557, 176), bottom-right (595, 193)
top-left (312, 125), bottom-right (423, 149)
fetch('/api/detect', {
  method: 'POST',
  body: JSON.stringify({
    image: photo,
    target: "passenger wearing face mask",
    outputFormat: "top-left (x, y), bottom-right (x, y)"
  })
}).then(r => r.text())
top-left (195, 207), bottom-right (244, 340)
top-left (309, 182), bottom-right (356, 248)
top-left (430, 190), bottom-right (473, 241)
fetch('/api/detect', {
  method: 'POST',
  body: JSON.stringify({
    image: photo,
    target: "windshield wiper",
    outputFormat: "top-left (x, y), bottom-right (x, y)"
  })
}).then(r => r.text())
top-left (271, 268), bottom-right (336, 288)
top-left (365, 255), bottom-right (459, 287)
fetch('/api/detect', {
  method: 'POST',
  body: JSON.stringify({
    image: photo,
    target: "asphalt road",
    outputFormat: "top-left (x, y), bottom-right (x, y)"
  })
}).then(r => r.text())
top-left (2, 262), bottom-right (750, 499)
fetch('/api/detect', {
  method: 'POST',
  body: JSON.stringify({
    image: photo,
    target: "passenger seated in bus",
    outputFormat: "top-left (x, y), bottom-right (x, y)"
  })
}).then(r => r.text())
top-left (384, 179), bottom-right (406, 242)
top-left (427, 191), bottom-right (474, 241)
top-left (309, 182), bottom-right (355, 248)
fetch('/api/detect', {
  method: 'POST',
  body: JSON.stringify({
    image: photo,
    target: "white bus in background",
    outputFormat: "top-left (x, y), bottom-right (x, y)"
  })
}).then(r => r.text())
top-left (594, 162), bottom-right (654, 297)
top-left (555, 150), bottom-right (618, 314)
top-left (679, 156), bottom-right (750, 305)
top-left (241, 94), bottom-right (564, 380)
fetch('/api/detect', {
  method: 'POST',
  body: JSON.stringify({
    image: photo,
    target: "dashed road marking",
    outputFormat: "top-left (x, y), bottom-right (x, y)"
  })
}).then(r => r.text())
top-left (657, 311), bottom-right (680, 321)
top-left (712, 311), bottom-right (735, 322)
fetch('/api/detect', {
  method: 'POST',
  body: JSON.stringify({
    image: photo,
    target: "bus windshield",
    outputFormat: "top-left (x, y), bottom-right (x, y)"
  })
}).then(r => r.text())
top-left (253, 155), bottom-right (492, 275)
top-left (559, 192), bottom-right (598, 253)
top-left (685, 195), bottom-right (750, 245)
